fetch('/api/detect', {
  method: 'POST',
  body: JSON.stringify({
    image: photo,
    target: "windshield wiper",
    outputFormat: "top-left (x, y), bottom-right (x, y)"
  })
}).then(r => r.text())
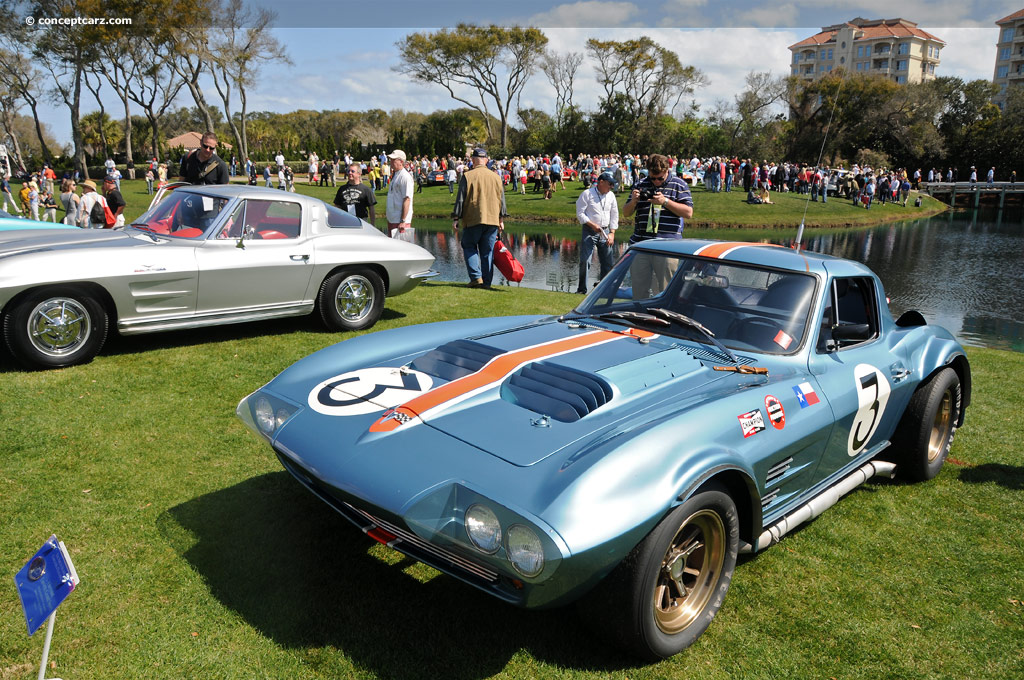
top-left (128, 223), bottom-right (161, 242)
top-left (647, 307), bottom-right (740, 364)
top-left (561, 311), bottom-right (670, 326)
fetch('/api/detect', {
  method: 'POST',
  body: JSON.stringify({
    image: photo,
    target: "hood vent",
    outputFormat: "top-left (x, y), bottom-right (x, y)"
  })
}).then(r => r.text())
top-left (409, 339), bottom-right (506, 381)
top-left (505, 361), bottom-right (613, 423)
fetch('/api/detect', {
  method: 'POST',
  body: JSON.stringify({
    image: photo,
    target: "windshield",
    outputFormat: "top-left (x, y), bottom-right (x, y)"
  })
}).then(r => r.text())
top-left (130, 191), bottom-right (231, 239)
top-left (576, 249), bottom-right (818, 355)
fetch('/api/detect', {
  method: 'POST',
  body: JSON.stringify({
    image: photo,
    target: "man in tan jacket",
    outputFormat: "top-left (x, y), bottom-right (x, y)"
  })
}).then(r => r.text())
top-left (451, 148), bottom-right (507, 288)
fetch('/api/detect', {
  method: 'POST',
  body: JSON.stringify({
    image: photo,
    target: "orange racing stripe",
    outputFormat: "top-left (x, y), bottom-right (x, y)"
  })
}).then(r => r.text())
top-left (694, 241), bottom-right (786, 259)
top-left (369, 328), bottom-right (654, 432)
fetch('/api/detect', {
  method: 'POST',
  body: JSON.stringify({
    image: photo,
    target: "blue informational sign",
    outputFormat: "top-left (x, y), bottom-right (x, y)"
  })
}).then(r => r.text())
top-left (13, 535), bottom-right (80, 635)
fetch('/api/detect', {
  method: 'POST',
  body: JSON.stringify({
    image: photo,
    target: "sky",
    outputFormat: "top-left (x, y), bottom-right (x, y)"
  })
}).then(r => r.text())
top-left (18, 0), bottom-right (1023, 148)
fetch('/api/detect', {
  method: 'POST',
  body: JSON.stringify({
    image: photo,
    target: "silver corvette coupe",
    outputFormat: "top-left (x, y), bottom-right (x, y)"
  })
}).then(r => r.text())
top-left (0, 185), bottom-right (436, 369)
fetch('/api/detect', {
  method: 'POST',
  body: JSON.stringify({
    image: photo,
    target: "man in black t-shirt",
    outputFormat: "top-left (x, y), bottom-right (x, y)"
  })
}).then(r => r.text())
top-left (103, 174), bottom-right (126, 227)
top-left (179, 131), bottom-right (230, 185)
top-left (333, 164), bottom-right (377, 223)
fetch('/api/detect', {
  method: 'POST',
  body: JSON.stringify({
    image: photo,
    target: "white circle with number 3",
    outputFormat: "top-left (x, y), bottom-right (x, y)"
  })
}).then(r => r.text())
top-left (847, 363), bottom-right (891, 456)
top-left (308, 367), bottom-right (432, 416)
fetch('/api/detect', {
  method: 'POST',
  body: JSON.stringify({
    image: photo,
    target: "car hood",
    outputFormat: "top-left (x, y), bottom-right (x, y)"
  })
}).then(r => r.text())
top-left (0, 227), bottom-right (145, 256)
top-left (272, 318), bottom-right (734, 467)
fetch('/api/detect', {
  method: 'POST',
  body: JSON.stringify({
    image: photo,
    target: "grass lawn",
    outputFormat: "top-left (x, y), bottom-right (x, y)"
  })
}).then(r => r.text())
top-left (1, 283), bottom-right (1021, 679)
top-left (22, 177), bottom-right (947, 232)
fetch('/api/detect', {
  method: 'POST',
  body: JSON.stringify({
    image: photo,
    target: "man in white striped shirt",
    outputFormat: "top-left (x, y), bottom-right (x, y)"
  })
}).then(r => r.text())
top-left (575, 171), bottom-right (618, 294)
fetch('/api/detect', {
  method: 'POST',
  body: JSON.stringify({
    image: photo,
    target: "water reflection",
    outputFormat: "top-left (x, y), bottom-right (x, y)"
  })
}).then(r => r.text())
top-left (408, 209), bottom-right (1024, 352)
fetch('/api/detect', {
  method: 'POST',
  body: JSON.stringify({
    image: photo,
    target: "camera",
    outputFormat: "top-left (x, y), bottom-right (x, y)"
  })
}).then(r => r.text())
top-left (637, 187), bottom-right (656, 201)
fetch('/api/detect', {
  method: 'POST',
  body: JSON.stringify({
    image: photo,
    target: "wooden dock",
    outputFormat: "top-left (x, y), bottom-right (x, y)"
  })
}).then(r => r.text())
top-left (923, 182), bottom-right (1024, 208)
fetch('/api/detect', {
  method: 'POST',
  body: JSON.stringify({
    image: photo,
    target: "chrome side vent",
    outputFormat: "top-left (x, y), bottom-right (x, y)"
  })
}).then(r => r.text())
top-left (766, 457), bottom-right (793, 485)
top-left (506, 362), bottom-right (614, 423)
top-left (761, 490), bottom-right (779, 508)
top-left (409, 339), bottom-right (506, 381)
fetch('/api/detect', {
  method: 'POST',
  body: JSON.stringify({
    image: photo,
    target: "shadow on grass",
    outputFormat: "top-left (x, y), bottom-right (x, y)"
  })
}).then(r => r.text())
top-left (161, 472), bottom-right (640, 679)
top-left (957, 463), bottom-right (1024, 490)
top-left (0, 307), bottom-right (408, 373)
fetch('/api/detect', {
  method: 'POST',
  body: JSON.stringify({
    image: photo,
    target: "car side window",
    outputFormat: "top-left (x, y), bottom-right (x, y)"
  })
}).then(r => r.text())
top-left (245, 200), bottom-right (301, 240)
top-left (215, 202), bottom-right (245, 240)
top-left (817, 277), bottom-right (879, 351)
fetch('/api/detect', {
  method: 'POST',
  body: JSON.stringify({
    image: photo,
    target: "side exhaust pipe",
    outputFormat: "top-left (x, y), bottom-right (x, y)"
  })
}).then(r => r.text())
top-left (741, 460), bottom-right (897, 554)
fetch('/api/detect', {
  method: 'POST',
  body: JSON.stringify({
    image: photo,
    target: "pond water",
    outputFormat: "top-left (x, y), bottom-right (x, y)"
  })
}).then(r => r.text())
top-left (407, 207), bottom-right (1024, 352)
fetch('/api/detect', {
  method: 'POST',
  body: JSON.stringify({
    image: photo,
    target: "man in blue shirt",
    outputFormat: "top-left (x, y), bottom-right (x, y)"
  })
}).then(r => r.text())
top-left (623, 153), bottom-right (694, 298)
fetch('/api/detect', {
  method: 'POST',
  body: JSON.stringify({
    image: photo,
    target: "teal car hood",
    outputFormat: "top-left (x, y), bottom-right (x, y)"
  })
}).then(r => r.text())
top-left (295, 319), bottom-right (732, 467)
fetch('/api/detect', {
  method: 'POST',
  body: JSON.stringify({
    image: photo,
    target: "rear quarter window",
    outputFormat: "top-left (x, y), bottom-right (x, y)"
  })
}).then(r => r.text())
top-left (325, 205), bottom-right (363, 229)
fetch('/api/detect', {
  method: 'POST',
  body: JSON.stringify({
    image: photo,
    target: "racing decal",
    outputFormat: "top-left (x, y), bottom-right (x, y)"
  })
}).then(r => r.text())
top-left (773, 329), bottom-right (794, 350)
top-left (764, 395), bottom-right (786, 430)
top-left (308, 367), bottom-right (434, 416)
top-left (369, 328), bottom-right (655, 432)
top-left (738, 409), bottom-right (766, 438)
top-left (792, 382), bottom-right (820, 408)
top-left (693, 242), bottom-right (785, 260)
top-left (847, 363), bottom-right (891, 457)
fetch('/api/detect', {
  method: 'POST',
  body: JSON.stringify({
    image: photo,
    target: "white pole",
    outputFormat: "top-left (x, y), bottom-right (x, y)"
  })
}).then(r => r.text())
top-left (38, 611), bottom-right (55, 680)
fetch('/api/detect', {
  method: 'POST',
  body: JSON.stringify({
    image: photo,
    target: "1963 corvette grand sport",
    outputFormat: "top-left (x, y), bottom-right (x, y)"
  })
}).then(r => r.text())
top-left (0, 185), bottom-right (435, 369)
top-left (238, 239), bottom-right (970, 659)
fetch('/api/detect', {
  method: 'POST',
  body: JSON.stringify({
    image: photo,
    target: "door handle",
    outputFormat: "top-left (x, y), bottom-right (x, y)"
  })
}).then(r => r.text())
top-left (890, 367), bottom-right (911, 382)
top-left (290, 254), bottom-right (310, 261)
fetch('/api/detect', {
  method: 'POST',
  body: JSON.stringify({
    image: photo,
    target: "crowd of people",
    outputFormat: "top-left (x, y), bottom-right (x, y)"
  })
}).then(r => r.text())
top-left (8, 135), bottom-right (1004, 292)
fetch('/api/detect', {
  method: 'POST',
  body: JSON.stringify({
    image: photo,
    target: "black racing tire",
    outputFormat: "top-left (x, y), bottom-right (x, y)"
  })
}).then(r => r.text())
top-left (892, 367), bottom-right (961, 482)
top-left (579, 483), bottom-right (739, 660)
top-left (317, 267), bottom-right (385, 332)
top-left (3, 287), bottom-right (109, 369)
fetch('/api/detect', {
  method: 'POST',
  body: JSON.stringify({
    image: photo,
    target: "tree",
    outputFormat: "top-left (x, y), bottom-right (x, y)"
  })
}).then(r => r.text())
top-left (397, 24), bottom-right (548, 148)
top-left (80, 111), bottom-right (122, 160)
top-left (725, 71), bottom-right (787, 152)
top-left (585, 37), bottom-right (707, 125)
top-left (206, 0), bottom-right (290, 162)
top-left (541, 50), bottom-right (583, 127)
top-left (0, 47), bottom-right (53, 164)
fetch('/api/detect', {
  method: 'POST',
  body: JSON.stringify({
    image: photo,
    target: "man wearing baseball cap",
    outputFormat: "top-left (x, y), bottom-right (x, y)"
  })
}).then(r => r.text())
top-left (575, 171), bottom-right (618, 293)
top-left (451, 147), bottom-right (507, 287)
top-left (103, 174), bottom-right (126, 227)
top-left (386, 150), bottom-right (414, 238)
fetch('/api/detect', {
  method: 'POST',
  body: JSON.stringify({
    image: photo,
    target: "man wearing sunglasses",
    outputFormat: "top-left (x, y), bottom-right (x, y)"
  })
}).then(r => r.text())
top-left (622, 153), bottom-right (694, 297)
top-left (179, 131), bottom-right (230, 185)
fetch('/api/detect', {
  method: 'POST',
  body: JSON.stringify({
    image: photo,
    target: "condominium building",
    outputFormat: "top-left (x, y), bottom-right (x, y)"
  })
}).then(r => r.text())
top-left (993, 9), bottom-right (1024, 110)
top-left (789, 18), bottom-right (943, 85)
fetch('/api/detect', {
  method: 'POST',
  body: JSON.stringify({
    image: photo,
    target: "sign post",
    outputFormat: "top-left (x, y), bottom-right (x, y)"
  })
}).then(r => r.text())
top-left (13, 535), bottom-right (80, 680)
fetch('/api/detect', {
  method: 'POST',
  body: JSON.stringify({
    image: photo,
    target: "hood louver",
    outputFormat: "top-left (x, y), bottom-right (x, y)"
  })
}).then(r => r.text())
top-left (409, 339), bottom-right (506, 381)
top-left (505, 362), bottom-right (613, 423)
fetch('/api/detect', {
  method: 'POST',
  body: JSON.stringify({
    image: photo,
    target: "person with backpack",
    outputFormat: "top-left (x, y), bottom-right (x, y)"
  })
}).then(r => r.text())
top-left (78, 180), bottom-right (108, 228)
top-left (179, 131), bottom-right (229, 185)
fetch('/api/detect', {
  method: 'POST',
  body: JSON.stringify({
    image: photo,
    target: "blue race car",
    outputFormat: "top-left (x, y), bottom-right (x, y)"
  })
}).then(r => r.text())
top-left (238, 239), bottom-right (970, 660)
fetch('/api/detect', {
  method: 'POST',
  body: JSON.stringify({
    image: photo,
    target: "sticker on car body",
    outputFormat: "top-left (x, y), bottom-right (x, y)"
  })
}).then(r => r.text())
top-left (764, 395), bottom-right (785, 429)
top-left (848, 364), bottom-right (892, 456)
top-left (308, 367), bottom-right (433, 416)
top-left (738, 409), bottom-right (766, 438)
top-left (792, 382), bottom-right (819, 407)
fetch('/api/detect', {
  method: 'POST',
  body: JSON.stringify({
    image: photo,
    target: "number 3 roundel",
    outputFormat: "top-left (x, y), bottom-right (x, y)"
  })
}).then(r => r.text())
top-left (848, 364), bottom-right (891, 456)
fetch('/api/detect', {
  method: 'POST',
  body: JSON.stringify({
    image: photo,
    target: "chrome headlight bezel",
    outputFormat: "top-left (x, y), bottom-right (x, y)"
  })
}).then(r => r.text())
top-left (237, 390), bottom-right (300, 441)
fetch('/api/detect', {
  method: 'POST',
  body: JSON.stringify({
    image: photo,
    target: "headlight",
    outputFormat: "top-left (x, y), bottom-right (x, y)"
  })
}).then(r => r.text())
top-left (255, 397), bottom-right (275, 434)
top-left (507, 525), bottom-right (544, 577)
top-left (237, 390), bottom-right (300, 440)
top-left (465, 504), bottom-right (501, 553)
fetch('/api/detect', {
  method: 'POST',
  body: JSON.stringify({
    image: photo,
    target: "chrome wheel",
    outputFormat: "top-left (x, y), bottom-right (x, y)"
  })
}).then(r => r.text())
top-left (27, 297), bottom-right (91, 357)
top-left (334, 274), bottom-right (374, 323)
top-left (927, 389), bottom-right (954, 463)
top-left (653, 509), bottom-right (726, 635)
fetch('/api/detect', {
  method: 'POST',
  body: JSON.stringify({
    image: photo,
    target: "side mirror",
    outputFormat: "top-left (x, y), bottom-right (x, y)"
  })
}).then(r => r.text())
top-left (236, 225), bottom-right (253, 249)
top-left (831, 322), bottom-right (872, 342)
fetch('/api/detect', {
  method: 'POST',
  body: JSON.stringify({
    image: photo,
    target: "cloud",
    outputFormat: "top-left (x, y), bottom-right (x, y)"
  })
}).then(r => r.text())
top-left (528, 2), bottom-right (643, 28)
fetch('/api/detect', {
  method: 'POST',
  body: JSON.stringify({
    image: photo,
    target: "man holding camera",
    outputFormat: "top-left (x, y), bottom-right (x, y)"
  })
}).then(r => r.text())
top-left (622, 153), bottom-right (694, 298)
